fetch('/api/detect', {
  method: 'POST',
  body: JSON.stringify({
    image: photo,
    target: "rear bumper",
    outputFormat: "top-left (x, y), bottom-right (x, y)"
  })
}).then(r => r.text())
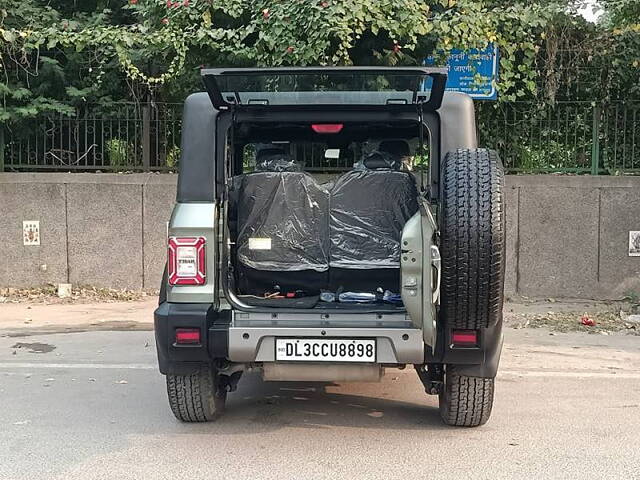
top-left (228, 327), bottom-right (424, 363)
top-left (154, 302), bottom-right (502, 378)
top-left (154, 302), bottom-right (230, 375)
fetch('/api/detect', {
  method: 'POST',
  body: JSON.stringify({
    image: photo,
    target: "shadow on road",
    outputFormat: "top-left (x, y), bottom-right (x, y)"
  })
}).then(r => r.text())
top-left (168, 373), bottom-right (449, 434)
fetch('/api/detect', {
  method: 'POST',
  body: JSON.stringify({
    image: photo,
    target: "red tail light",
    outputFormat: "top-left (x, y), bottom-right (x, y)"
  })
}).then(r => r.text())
top-left (451, 329), bottom-right (478, 346)
top-left (175, 328), bottom-right (201, 345)
top-left (311, 123), bottom-right (343, 134)
top-left (168, 237), bottom-right (206, 285)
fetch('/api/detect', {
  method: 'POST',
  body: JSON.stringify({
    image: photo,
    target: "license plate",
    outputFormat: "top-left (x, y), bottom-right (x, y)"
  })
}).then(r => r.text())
top-left (275, 338), bottom-right (376, 362)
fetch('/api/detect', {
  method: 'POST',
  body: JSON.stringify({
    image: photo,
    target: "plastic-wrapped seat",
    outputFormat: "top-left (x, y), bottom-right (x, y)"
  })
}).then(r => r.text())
top-left (231, 152), bottom-right (330, 295)
top-left (328, 150), bottom-right (419, 291)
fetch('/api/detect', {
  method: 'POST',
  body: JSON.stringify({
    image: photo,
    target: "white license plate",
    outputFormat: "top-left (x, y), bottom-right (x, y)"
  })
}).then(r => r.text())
top-left (275, 338), bottom-right (376, 362)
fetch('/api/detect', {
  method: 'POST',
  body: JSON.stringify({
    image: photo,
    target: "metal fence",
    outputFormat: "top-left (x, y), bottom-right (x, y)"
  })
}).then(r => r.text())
top-left (1, 101), bottom-right (639, 174)
top-left (477, 101), bottom-right (640, 174)
top-left (0, 103), bottom-right (182, 172)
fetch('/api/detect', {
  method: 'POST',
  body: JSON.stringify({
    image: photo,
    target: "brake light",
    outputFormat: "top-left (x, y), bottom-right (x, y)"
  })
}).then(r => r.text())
top-left (175, 328), bottom-right (201, 345)
top-left (311, 123), bottom-right (343, 134)
top-left (168, 237), bottom-right (206, 285)
top-left (451, 329), bottom-right (478, 346)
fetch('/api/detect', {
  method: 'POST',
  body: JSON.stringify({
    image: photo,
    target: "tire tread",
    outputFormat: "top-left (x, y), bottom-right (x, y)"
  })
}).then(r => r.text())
top-left (440, 367), bottom-right (494, 427)
top-left (441, 148), bottom-right (505, 329)
top-left (166, 369), bottom-right (224, 422)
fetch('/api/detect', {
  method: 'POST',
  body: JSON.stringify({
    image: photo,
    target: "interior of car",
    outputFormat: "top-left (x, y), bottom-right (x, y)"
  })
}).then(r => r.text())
top-left (225, 120), bottom-right (428, 310)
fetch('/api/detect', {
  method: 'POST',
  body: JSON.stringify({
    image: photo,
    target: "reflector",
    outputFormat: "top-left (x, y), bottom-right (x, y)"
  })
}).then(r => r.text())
top-left (451, 329), bottom-right (478, 346)
top-left (175, 328), bottom-right (201, 345)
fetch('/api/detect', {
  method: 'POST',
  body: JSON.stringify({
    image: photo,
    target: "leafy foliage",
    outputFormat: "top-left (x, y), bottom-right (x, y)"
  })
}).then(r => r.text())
top-left (0, 0), bottom-right (638, 175)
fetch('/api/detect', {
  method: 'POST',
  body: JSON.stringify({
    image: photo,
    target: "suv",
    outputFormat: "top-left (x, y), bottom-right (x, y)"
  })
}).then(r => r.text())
top-left (154, 67), bottom-right (505, 427)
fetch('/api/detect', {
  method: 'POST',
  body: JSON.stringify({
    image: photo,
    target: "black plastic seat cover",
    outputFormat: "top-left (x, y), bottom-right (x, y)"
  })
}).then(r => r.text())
top-left (329, 153), bottom-right (419, 269)
top-left (233, 161), bottom-right (329, 273)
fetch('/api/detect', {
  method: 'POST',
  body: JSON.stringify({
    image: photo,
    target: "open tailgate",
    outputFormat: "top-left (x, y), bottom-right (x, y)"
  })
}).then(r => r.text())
top-left (201, 67), bottom-right (448, 111)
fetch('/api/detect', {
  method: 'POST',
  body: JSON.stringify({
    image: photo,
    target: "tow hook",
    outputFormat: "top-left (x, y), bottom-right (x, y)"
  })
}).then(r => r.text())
top-left (415, 364), bottom-right (444, 395)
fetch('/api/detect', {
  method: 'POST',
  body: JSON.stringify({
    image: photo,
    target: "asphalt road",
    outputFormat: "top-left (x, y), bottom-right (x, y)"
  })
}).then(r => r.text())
top-left (1, 327), bottom-right (639, 480)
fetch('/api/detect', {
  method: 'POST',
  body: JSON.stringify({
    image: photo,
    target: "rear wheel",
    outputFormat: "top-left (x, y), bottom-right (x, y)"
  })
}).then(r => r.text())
top-left (166, 368), bottom-right (226, 422)
top-left (439, 366), bottom-right (494, 427)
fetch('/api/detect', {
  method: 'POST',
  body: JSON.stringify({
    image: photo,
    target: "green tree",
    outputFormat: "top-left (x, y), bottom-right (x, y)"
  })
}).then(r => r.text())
top-left (599, 0), bottom-right (640, 28)
top-left (1, 0), bottom-right (638, 141)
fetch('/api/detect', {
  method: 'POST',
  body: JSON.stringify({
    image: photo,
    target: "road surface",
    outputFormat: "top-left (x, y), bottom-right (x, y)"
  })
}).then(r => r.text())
top-left (1, 325), bottom-right (639, 479)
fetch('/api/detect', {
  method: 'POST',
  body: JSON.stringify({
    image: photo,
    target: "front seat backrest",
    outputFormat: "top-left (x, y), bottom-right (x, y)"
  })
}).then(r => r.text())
top-left (232, 158), bottom-right (330, 294)
top-left (329, 152), bottom-right (419, 270)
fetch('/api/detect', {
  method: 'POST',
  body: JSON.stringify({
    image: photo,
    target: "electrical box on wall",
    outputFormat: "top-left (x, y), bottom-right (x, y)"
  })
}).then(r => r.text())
top-left (23, 221), bottom-right (40, 246)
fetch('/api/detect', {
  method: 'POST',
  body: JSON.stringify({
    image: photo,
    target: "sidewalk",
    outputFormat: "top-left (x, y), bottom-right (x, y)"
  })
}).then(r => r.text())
top-left (0, 298), bottom-right (156, 334)
top-left (0, 294), bottom-right (638, 337)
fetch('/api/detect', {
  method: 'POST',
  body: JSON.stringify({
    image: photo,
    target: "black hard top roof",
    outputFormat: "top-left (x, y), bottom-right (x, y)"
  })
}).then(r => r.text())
top-left (201, 67), bottom-right (448, 112)
top-left (176, 90), bottom-right (477, 203)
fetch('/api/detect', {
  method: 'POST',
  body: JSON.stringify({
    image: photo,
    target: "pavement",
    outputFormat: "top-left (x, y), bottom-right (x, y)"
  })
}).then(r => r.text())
top-left (0, 298), bottom-right (156, 332)
top-left (0, 300), bottom-right (639, 479)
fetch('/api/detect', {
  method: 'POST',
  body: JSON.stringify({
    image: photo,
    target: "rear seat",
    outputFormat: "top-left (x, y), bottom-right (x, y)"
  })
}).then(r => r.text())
top-left (232, 145), bottom-right (419, 296)
top-left (231, 150), bottom-right (330, 295)
top-left (328, 149), bottom-right (419, 291)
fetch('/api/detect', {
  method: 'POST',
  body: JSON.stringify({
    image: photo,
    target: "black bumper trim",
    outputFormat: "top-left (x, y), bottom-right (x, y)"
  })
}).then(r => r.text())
top-left (154, 302), bottom-right (230, 375)
top-left (424, 320), bottom-right (503, 378)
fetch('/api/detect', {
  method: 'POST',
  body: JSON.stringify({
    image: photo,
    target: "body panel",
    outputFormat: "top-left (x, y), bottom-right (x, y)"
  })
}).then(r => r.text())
top-left (166, 202), bottom-right (217, 304)
top-left (400, 203), bottom-right (438, 349)
top-left (176, 93), bottom-right (218, 203)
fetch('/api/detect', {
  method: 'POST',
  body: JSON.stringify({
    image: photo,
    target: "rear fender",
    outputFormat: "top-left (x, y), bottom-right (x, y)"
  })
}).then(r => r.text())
top-left (166, 203), bottom-right (218, 305)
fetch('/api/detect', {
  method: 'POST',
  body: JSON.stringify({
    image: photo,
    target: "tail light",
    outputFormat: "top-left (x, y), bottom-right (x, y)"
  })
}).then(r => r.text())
top-left (168, 236), bottom-right (206, 285)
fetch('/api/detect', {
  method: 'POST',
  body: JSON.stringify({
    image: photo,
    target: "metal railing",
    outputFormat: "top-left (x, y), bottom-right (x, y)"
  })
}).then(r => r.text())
top-left (1, 101), bottom-right (639, 174)
top-left (0, 103), bottom-right (182, 172)
top-left (477, 101), bottom-right (640, 174)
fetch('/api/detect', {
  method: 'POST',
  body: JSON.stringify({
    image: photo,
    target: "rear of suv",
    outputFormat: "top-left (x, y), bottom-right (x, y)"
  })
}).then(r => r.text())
top-left (154, 67), bottom-right (505, 427)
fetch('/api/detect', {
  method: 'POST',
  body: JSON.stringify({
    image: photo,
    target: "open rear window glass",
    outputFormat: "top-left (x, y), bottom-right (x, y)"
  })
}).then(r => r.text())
top-left (202, 68), bottom-right (447, 109)
top-left (218, 72), bottom-right (422, 94)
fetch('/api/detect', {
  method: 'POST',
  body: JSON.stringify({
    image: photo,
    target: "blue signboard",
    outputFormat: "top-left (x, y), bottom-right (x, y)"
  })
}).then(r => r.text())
top-left (425, 44), bottom-right (499, 100)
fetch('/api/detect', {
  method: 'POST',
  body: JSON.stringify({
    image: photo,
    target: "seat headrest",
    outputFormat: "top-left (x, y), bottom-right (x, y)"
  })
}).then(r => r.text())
top-left (361, 151), bottom-right (401, 170)
top-left (255, 154), bottom-right (301, 172)
top-left (254, 144), bottom-right (301, 172)
top-left (379, 140), bottom-right (410, 157)
top-left (256, 147), bottom-right (286, 161)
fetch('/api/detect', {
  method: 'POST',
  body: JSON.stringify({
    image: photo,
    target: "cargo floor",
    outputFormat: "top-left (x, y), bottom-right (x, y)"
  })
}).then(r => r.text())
top-left (237, 294), bottom-right (405, 311)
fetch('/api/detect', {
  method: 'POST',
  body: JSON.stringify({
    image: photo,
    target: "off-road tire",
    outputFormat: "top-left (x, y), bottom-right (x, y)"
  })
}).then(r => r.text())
top-left (166, 368), bottom-right (226, 422)
top-left (440, 148), bottom-right (505, 329)
top-left (439, 366), bottom-right (494, 427)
